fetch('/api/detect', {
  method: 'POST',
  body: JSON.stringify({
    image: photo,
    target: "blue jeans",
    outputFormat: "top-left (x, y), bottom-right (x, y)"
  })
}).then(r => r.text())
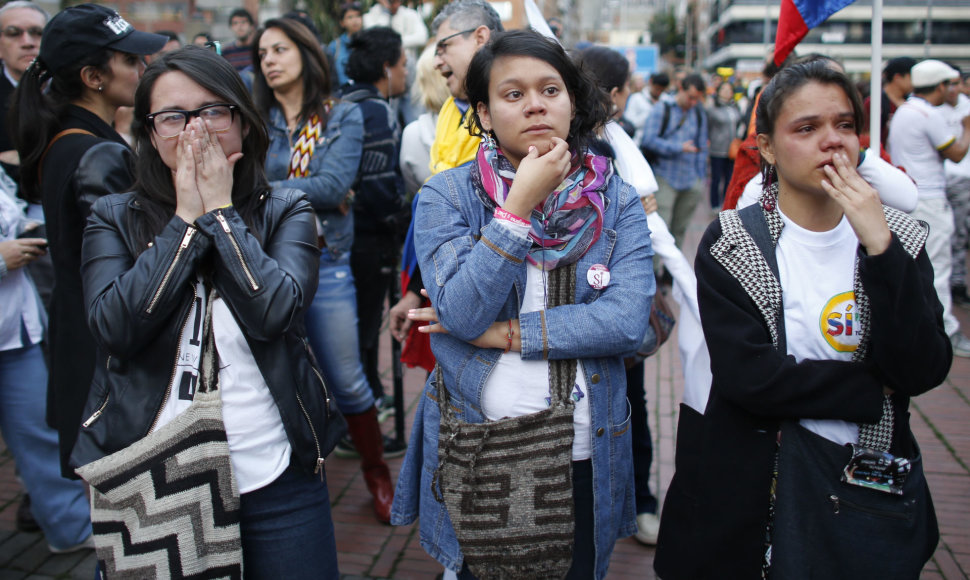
top-left (0, 342), bottom-right (91, 549)
top-left (304, 252), bottom-right (376, 415)
top-left (240, 461), bottom-right (339, 579)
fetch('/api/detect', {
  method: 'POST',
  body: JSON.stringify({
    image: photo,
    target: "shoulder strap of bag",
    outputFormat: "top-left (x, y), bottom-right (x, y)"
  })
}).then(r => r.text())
top-left (198, 290), bottom-right (220, 395)
top-left (738, 203), bottom-right (786, 354)
top-left (38, 128), bottom-right (96, 186)
top-left (547, 263), bottom-right (578, 406)
top-left (657, 101), bottom-right (671, 138)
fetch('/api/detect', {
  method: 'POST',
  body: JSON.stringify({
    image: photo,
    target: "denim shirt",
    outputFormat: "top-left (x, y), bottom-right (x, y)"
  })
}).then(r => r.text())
top-left (390, 162), bottom-right (655, 579)
top-left (265, 101), bottom-right (364, 258)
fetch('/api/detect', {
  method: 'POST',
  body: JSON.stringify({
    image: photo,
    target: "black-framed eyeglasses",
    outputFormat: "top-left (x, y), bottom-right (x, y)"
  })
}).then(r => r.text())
top-left (435, 28), bottom-right (476, 57)
top-left (2, 26), bottom-right (43, 39)
top-left (146, 104), bottom-right (238, 139)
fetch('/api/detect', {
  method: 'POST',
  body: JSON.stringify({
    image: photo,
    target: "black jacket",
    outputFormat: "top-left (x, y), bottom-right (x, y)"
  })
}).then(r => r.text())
top-left (40, 105), bottom-right (134, 477)
top-left (70, 188), bottom-right (345, 478)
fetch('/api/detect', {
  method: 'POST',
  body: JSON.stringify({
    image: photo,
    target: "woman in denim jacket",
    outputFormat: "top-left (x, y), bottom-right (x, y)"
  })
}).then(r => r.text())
top-left (391, 31), bottom-right (654, 579)
top-left (253, 18), bottom-right (396, 523)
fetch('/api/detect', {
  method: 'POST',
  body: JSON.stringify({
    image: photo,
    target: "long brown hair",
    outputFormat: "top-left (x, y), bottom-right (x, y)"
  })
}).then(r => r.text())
top-left (251, 18), bottom-right (334, 129)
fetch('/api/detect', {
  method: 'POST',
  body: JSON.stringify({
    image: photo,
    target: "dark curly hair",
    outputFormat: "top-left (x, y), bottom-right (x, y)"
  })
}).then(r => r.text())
top-left (464, 29), bottom-right (611, 155)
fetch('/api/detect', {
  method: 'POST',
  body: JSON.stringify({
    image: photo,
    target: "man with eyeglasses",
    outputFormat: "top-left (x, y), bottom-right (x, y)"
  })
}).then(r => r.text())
top-left (387, 0), bottom-right (503, 375)
top-left (0, 1), bottom-right (47, 178)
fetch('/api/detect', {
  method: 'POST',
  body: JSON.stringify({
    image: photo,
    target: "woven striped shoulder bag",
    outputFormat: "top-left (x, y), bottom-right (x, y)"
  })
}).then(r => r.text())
top-left (431, 264), bottom-right (578, 580)
top-left (75, 292), bottom-right (243, 579)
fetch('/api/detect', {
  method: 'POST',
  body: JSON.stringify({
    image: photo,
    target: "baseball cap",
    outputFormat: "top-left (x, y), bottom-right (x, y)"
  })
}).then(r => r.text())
top-left (910, 59), bottom-right (958, 89)
top-left (38, 4), bottom-right (168, 74)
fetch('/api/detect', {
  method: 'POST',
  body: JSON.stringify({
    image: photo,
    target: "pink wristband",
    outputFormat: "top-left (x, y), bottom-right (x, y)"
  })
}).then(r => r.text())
top-left (494, 207), bottom-right (530, 227)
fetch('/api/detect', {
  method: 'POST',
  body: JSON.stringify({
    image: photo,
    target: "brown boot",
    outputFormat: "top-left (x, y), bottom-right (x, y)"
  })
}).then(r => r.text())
top-left (343, 406), bottom-right (394, 523)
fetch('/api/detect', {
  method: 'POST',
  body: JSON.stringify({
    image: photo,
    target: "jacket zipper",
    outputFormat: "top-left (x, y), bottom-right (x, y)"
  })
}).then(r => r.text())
top-left (147, 227), bottom-right (196, 314)
top-left (303, 338), bottom-right (332, 416)
top-left (81, 395), bottom-right (110, 428)
top-left (828, 494), bottom-right (910, 520)
top-left (215, 211), bottom-right (259, 291)
top-left (147, 285), bottom-right (198, 435)
top-left (295, 390), bottom-right (325, 480)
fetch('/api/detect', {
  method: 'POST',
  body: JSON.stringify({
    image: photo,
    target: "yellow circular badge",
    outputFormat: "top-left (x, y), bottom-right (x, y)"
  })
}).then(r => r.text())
top-left (819, 291), bottom-right (859, 353)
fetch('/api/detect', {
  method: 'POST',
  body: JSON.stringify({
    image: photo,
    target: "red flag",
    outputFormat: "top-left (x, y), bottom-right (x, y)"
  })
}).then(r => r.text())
top-left (774, 0), bottom-right (855, 66)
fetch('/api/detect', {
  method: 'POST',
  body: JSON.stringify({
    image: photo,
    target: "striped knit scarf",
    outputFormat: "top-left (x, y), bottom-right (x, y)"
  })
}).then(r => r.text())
top-left (287, 101), bottom-right (334, 179)
top-left (472, 143), bottom-right (612, 270)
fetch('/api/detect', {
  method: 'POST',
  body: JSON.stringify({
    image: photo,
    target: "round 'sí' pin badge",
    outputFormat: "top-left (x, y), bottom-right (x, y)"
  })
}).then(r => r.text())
top-left (587, 264), bottom-right (610, 290)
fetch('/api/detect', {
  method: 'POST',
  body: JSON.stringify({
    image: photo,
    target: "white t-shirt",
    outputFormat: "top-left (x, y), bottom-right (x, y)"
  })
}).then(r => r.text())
top-left (940, 93), bottom-right (970, 181)
top-left (887, 96), bottom-right (955, 199)
top-left (154, 283), bottom-right (291, 494)
top-left (481, 223), bottom-right (592, 460)
top-left (776, 208), bottom-right (860, 445)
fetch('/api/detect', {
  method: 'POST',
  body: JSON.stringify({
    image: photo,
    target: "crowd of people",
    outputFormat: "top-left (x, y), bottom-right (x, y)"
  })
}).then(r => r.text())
top-left (0, 0), bottom-right (964, 578)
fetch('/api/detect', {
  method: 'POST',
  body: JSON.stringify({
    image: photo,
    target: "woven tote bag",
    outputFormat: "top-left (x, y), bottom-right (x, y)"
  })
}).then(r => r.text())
top-left (431, 264), bottom-right (578, 580)
top-left (76, 292), bottom-right (243, 579)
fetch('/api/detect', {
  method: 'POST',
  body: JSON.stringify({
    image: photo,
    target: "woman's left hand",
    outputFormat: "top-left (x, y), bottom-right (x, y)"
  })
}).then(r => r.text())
top-left (822, 151), bottom-right (891, 255)
top-left (187, 118), bottom-right (243, 213)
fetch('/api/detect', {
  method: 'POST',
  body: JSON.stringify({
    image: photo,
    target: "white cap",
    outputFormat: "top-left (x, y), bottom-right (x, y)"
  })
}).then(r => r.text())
top-left (911, 60), bottom-right (958, 89)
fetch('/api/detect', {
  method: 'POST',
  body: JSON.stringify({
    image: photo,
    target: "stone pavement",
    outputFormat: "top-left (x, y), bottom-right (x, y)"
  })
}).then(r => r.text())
top-left (0, 203), bottom-right (968, 579)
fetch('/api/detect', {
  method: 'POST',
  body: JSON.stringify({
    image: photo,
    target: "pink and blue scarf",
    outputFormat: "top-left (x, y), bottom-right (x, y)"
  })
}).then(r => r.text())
top-left (472, 143), bottom-right (612, 270)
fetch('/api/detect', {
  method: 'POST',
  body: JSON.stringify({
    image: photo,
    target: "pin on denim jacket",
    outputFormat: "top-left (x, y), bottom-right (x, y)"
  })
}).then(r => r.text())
top-left (264, 102), bottom-right (364, 258)
top-left (390, 162), bottom-right (655, 579)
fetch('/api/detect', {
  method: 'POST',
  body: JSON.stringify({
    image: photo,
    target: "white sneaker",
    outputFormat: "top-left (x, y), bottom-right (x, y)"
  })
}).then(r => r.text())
top-left (952, 333), bottom-right (970, 359)
top-left (49, 533), bottom-right (95, 554)
top-left (634, 512), bottom-right (660, 546)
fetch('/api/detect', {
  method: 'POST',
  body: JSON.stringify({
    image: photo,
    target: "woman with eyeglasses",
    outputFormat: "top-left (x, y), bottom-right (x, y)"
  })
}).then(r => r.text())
top-left (9, 3), bottom-right (166, 481)
top-left (70, 46), bottom-right (342, 578)
top-left (252, 18), bottom-right (397, 524)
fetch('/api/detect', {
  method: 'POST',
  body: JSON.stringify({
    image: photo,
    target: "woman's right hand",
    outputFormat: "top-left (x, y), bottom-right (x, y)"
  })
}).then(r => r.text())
top-left (174, 129), bottom-right (204, 223)
top-left (503, 137), bottom-right (571, 219)
top-left (0, 238), bottom-right (46, 271)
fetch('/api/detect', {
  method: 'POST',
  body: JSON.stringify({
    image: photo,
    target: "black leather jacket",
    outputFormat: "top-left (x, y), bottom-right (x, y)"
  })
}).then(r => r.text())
top-left (70, 188), bottom-right (345, 478)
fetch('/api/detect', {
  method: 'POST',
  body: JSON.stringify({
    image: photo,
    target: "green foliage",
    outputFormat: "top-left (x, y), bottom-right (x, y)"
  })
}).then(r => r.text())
top-left (649, 7), bottom-right (685, 57)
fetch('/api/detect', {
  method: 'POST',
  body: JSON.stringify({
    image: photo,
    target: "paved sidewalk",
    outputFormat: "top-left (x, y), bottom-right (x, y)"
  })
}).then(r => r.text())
top-left (0, 204), bottom-right (968, 579)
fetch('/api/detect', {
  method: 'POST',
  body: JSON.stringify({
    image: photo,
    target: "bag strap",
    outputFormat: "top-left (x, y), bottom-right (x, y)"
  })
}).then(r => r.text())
top-left (38, 128), bottom-right (96, 186)
top-left (738, 203), bottom-right (786, 354)
top-left (546, 263), bottom-right (578, 405)
top-left (198, 290), bottom-right (220, 395)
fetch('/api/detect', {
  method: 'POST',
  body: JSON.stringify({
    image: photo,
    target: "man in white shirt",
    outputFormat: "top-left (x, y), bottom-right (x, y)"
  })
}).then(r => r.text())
top-left (888, 59), bottom-right (970, 357)
top-left (624, 72), bottom-right (670, 144)
top-left (940, 68), bottom-right (970, 307)
top-left (363, 0), bottom-right (427, 61)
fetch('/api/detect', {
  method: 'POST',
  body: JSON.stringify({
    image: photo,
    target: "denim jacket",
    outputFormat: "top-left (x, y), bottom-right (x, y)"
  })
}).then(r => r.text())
top-left (390, 162), bottom-right (655, 579)
top-left (264, 101), bottom-right (363, 258)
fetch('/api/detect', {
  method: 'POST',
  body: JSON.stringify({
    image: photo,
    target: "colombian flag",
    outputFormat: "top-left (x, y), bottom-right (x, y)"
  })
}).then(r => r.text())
top-left (774, 0), bottom-right (855, 66)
